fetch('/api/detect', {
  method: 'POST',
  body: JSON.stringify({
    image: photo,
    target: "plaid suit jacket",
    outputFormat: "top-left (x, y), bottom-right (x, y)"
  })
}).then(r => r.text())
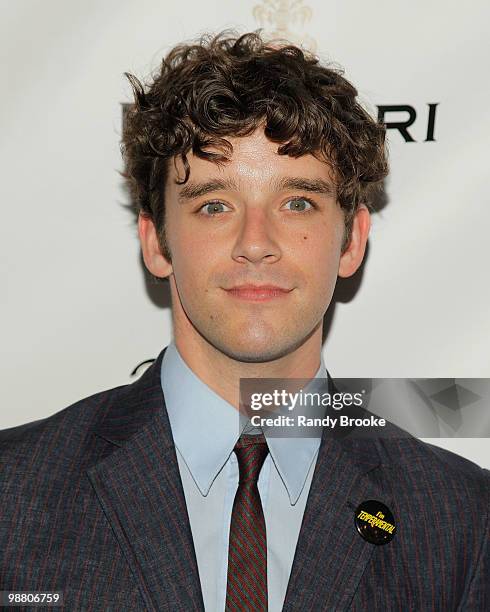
top-left (1, 346), bottom-right (489, 611)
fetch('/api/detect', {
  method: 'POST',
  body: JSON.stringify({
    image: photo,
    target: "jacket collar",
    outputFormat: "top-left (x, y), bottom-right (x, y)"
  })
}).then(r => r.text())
top-left (91, 346), bottom-right (171, 449)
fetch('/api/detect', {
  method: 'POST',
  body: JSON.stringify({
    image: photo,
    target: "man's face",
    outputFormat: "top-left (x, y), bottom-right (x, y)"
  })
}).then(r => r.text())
top-left (143, 128), bottom-right (367, 363)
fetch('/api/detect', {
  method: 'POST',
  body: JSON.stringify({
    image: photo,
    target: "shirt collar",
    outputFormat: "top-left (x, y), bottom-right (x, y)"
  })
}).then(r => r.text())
top-left (161, 340), bottom-right (328, 505)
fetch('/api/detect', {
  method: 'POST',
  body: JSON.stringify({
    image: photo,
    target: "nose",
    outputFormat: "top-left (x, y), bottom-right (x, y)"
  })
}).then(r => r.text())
top-left (231, 207), bottom-right (281, 265)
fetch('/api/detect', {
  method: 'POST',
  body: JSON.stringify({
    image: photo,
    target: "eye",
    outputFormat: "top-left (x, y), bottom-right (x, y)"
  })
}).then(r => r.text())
top-left (198, 201), bottom-right (232, 215)
top-left (283, 198), bottom-right (315, 213)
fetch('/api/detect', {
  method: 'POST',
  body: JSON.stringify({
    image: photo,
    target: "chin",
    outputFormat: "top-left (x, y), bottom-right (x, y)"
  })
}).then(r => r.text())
top-left (208, 333), bottom-right (307, 364)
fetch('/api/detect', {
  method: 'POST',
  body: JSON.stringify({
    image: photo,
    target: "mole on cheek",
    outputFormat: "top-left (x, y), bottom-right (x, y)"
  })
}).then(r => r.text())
top-left (303, 236), bottom-right (308, 240)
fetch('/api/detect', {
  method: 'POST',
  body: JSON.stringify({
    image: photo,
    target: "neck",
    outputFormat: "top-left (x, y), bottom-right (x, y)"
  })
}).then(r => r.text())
top-left (172, 322), bottom-right (323, 410)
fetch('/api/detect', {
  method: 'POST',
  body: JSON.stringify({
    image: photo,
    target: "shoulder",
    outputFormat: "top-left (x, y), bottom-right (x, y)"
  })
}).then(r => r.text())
top-left (0, 350), bottom-right (165, 475)
top-left (0, 382), bottom-right (130, 469)
top-left (372, 430), bottom-right (490, 539)
top-left (417, 438), bottom-right (490, 480)
top-left (345, 415), bottom-right (490, 490)
top-left (0, 351), bottom-right (165, 474)
top-left (378, 429), bottom-right (490, 488)
top-left (346, 420), bottom-right (490, 521)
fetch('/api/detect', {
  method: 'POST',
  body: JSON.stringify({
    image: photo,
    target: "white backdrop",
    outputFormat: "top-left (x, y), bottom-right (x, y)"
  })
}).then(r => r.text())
top-left (1, 1), bottom-right (489, 466)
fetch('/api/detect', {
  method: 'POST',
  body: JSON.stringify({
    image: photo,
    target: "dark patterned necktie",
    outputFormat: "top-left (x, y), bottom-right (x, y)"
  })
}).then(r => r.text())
top-left (225, 433), bottom-right (269, 611)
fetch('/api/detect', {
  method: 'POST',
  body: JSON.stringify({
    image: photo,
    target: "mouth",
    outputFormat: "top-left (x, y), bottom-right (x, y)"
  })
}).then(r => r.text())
top-left (224, 285), bottom-right (294, 302)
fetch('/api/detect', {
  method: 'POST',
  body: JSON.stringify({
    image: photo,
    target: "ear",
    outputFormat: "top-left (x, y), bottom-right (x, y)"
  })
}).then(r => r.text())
top-left (338, 204), bottom-right (371, 278)
top-left (138, 212), bottom-right (173, 278)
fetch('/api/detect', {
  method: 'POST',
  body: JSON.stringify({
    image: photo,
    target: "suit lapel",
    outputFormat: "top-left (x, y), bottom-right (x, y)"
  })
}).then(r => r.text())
top-left (86, 348), bottom-right (204, 612)
top-left (282, 424), bottom-right (394, 611)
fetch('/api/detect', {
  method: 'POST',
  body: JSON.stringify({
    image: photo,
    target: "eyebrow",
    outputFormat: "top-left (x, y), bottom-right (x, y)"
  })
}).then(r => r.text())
top-left (177, 176), bottom-right (337, 204)
top-left (273, 177), bottom-right (337, 199)
top-left (178, 179), bottom-right (238, 203)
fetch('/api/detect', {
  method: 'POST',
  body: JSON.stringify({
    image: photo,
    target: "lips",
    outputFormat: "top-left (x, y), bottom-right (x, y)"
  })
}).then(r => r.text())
top-left (224, 285), bottom-right (293, 301)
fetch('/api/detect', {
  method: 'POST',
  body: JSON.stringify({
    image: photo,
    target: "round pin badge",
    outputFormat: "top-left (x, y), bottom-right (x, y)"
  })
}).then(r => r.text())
top-left (355, 500), bottom-right (396, 545)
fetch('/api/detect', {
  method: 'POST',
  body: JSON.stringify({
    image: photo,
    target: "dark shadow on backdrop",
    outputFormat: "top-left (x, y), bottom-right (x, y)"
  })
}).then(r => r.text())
top-left (321, 244), bottom-right (369, 345)
top-left (322, 182), bottom-right (389, 344)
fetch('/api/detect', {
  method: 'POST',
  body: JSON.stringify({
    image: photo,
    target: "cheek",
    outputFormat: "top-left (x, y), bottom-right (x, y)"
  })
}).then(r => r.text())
top-left (171, 233), bottom-right (221, 293)
top-left (299, 227), bottom-right (341, 258)
top-left (299, 230), bottom-right (342, 282)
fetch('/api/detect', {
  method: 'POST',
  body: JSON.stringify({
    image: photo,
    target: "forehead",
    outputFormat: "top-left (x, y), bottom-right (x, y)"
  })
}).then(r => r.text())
top-left (167, 128), bottom-right (337, 191)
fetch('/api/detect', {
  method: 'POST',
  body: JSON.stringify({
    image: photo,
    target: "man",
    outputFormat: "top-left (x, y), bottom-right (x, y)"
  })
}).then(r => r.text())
top-left (1, 31), bottom-right (488, 611)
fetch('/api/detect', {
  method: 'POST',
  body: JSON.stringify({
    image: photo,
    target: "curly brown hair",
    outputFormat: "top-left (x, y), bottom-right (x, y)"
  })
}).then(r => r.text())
top-left (121, 31), bottom-right (388, 260)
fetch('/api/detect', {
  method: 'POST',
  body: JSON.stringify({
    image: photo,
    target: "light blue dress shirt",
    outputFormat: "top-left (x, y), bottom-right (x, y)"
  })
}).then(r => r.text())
top-left (161, 341), bottom-right (328, 612)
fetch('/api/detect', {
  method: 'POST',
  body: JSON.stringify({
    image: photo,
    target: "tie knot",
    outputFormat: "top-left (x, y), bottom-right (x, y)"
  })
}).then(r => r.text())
top-left (234, 434), bottom-right (269, 485)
